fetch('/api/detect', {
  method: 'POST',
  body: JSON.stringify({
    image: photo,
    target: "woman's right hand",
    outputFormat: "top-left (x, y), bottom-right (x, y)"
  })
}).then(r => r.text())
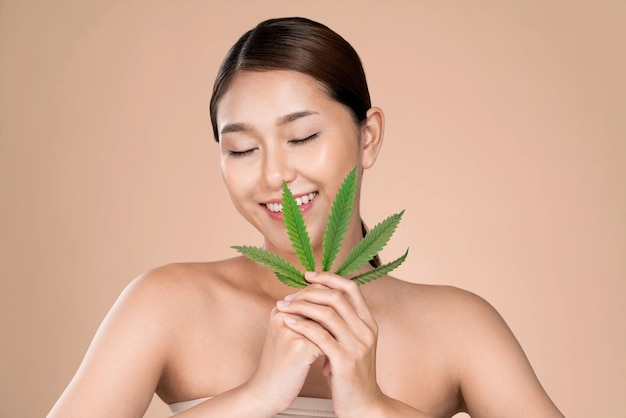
top-left (173, 305), bottom-right (325, 418)
top-left (243, 306), bottom-right (324, 415)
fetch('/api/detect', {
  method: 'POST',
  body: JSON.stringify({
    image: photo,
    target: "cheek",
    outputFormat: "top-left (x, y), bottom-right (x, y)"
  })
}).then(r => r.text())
top-left (221, 163), bottom-right (251, 205)
top-left (306, 130), bottom-right (360, 165)
top-left (313, 134), bottom-right (361, 173)
top-left (222, 175), bottom-right (258, 225)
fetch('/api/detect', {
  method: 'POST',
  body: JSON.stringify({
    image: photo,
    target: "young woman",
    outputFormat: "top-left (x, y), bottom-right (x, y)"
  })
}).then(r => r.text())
top-left (48, 17), bottom-right (564, 418)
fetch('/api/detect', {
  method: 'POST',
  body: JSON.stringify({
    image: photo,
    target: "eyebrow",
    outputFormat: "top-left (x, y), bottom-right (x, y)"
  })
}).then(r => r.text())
top-left (220, 110), bottom-right (319, 136)
top-left (220, 122), bottom-right (252, 135)
top-left (277, 110), bottom-right (319, 125)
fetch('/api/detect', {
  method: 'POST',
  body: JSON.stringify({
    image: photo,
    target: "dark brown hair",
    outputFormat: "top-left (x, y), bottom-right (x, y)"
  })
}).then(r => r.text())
top-left (209, 17), bottom-right (370, 140)
top-left (210, 17), bottom-right (381, 268)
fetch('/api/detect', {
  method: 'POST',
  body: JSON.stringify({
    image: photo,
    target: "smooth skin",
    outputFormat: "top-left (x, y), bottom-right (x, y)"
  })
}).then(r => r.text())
top-left (48, 70), bottom-right (564, 418)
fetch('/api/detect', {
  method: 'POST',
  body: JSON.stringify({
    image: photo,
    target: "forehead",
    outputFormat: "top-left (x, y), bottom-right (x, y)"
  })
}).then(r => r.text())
top-left (216, 70), bottom-right (336, 128)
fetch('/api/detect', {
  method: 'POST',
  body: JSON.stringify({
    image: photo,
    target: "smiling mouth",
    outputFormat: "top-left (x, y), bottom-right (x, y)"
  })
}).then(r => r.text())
top-left (264, 192), bottom-right (318, 213)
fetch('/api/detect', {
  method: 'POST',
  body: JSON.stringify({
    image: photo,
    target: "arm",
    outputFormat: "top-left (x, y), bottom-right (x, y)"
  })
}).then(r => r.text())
top-left (47, 269), bottom-right (173, 418)
top-left (448, 289), bottom-right (565, 417)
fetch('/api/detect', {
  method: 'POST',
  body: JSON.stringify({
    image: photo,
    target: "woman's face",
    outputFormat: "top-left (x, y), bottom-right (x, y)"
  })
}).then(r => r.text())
top-left (216, 70), bottom-right (379, 254)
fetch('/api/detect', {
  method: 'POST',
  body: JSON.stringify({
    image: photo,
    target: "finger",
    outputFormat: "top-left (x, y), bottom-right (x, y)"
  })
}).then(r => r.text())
top-left (277, 296), bottom-right (359, 344)
top-left (281, 315), bottom-right (344, 360)
top-left (274, 312), bottom-right (324, 359)
top-left (278, 288), bottom-right (372, 342)
top-left (283, 283), bottom-right (328, 302)
top-left (304, 271), bottom-right (376, 328)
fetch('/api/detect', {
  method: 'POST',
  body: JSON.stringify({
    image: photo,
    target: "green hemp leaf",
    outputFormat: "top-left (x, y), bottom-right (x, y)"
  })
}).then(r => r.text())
top-left (233, 167), bottom-right (408, 288)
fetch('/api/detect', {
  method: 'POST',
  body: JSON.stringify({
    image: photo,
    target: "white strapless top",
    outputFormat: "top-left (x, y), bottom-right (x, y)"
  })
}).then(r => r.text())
top-left (168, 396), bottom-right (337, 417)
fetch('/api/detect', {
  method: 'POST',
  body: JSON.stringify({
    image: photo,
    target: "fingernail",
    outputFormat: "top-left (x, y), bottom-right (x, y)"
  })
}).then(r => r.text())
top-left (304, 271), bottom-right (318, 279)
top-left (284, 316), bottom-right (297, 325)
top-left (284, 292), bottom-right (299, 301)
top-left (276, 299), bottom-right (291, 308)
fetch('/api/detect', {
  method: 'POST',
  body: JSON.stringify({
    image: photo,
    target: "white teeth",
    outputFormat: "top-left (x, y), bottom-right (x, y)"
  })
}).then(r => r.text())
top-left (267, 202), bottom-right (282, 212)
top-left (303, 192), bottom-right (316, 204)
top-left (265, 192), bottom-right (317, 213)
top-left (298, 192), bottom-right (316, 206)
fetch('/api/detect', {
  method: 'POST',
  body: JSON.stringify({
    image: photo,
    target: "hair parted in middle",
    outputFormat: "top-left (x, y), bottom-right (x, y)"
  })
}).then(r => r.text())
top-left (209, 17), bottom-right (372, 142)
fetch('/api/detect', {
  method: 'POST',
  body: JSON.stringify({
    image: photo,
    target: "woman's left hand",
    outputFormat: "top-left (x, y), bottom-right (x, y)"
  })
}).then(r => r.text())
top-left (275, 271), bottom-right (385, 418)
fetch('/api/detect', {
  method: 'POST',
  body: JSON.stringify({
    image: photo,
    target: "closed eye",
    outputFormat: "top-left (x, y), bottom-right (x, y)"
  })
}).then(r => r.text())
top-left (289, 132), bottom-right (320, 145)
top-left (228, 148), bottom-right (257, 157)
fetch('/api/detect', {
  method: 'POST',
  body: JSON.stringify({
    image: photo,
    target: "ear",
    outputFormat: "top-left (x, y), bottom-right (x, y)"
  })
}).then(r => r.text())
top-left (360, 107), bottom-right (385, 169)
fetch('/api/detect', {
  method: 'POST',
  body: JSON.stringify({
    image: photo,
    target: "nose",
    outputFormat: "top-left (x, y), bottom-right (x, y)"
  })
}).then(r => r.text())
top-left (261, 145), bottom-right (296, 190)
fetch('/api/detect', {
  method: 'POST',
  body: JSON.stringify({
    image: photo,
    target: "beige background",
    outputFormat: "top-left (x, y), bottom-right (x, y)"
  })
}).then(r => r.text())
top-left (1, 1), bottom-right (624, 417)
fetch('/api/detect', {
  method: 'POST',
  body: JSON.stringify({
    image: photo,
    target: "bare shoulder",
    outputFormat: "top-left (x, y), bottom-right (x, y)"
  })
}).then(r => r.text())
top-left (378, 277), bottom-right (529, 364)
top-left (373, 277), bottom-right (503, 331)
top-left (372, 277), bottom-right (521, 377)
top-left (124, 258), bottom-right (244, 306)
top-left (375, 277), bottom-right (564, 417)
top-left (96, 260), bottom-right (239, 347)
top-left (87, 259), bottom-right (249, 365)
top-left (129, 259), bottom-right (231, 290)
top-left (118, 257), bottom-right (263, 335)
top-left (47, 260), bottom-right (243, 418)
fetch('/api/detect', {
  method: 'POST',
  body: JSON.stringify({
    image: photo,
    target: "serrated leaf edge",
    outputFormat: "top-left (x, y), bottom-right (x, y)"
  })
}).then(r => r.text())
top-left (232, 245), bottom-right (304, 283)
top-left (321, 167), bottom-right (358, 271)
top-left (275, 272), bottom-right (308, 288)
top-left (350, 248), bottom-right (409, 285)
top-left (335, 210), bottom-right (405, 276)
top-left (281, 182), bottom-right (316, 272)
